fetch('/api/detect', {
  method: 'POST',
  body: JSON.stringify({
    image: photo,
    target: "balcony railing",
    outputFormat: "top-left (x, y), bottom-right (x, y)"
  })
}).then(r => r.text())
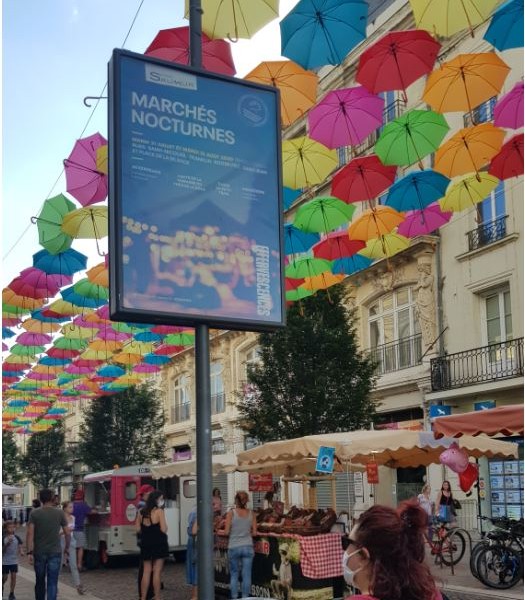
top-left (369, 333), bottom-right (423, 375)
top-left (171, 402), bottom-right (191, 423)
top-left (467, 215), bottom-right (508, 251)
top-left (463, 97), bottom-right (496, 127)
top-left (430, 338), bottom-right (524, 391)
top-left (211, 392), bottom-right (225, 415)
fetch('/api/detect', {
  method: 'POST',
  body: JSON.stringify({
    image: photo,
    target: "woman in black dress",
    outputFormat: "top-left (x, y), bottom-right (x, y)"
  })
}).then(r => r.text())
top-left (135, 490), bottom-right (168, 600)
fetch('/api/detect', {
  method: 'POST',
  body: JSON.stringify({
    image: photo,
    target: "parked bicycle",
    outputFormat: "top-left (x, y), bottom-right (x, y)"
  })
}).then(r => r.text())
top-left (426, 517), bottom-right (467, 567)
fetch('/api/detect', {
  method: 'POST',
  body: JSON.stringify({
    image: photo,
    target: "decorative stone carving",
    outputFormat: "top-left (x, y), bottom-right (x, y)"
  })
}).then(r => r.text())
top-left (414, 256), bottom-right (437, 348)
top-left (371, 266), bottom-right (406, 293)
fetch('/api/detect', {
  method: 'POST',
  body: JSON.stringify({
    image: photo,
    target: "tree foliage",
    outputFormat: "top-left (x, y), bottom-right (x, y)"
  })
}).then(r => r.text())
top-left (78, 382), bottom-right (167, 471)
top-left (2, 431), bottom-right (21, 484)
top-left (238, 285), bottom-right (377, 442)
top-left (21, 423), bottom-right (68, 489)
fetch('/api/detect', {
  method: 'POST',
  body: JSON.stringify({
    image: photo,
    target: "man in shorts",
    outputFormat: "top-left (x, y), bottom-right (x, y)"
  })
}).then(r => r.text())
top-left (71, 489), bottom-right (94, 572)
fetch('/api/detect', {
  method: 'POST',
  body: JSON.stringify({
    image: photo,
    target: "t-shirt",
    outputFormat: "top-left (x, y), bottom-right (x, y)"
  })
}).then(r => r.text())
top-left (2, 534), bottom-right (21, 565)
top-left (29, 507), bottom-right (68, 555)
top-left (72, 501), bottom-right (92, 531)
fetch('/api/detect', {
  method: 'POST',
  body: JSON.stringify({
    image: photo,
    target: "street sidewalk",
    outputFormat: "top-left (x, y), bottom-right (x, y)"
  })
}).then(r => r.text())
top-left (9, 566), bottom-right (103, 600)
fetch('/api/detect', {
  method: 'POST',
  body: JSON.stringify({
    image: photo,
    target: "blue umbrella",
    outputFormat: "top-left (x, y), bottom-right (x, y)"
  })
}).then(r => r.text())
top-left (283, 187), bottom-right (301, 211)
top-left (143, 353), bottom-right (170, 366)
top-left (134, 331), bottom-right (162, 343)
top-left (332, 255), bottom-right (373, 275)
top-left (97, 364), bottom-right (126, 378)
top-left (484, 0), bottom-right (523, 51)
top-left (39, 356), bottom-right (71, 366)
top-left (284, 224), bottom-right (320, 255)
top-left (32, 248), bottom-right (88, 276)
top-left (2, 327), bottom-right (15, 339)
top-left (61, 286), bottom-right (107, 309)
top-left (384, 170), bottom-right (450, 212)
top-left (280, 0), bottom-right (367, 70)
top-left (31, 309), bottom-right (69, 323)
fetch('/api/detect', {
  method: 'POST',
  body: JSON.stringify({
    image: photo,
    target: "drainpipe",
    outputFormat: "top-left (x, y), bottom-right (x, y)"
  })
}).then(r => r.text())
top-left (435, 231), bottom-right (445, 357)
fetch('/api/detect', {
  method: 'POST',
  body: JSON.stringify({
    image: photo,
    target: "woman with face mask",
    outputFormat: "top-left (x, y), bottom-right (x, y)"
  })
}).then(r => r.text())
top-left (135, 490), bottom-right (168, 600)
top-left (342, 500), bottom-right (445, 600)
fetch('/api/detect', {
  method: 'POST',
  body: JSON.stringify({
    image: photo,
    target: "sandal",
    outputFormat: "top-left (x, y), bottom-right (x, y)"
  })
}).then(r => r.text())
top-left (76, 585), bottom-right (86, 595)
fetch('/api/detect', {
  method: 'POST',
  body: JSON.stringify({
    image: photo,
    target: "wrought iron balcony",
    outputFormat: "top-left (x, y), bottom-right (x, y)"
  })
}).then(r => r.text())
top-left (211, 392), bottom-right (225, 415)
top-left (369, 333), bottom-right (423, 375)
top-left (430, 338), bottom-right (524, 391)
top-left (467, 215), bottom-right (508, 251)
top-left (463, 97), bottom-right (496, 127)
top-left (171, 402), bottom-right (191, 423)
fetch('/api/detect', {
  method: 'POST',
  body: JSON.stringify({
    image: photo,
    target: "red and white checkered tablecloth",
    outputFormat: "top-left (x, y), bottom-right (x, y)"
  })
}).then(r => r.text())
top-left (298, 533), bottom-right (344, 579)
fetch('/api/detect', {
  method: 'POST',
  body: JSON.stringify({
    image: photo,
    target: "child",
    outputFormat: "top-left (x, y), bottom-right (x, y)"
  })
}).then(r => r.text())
top-left (2, 521), bottom-right (23, 600)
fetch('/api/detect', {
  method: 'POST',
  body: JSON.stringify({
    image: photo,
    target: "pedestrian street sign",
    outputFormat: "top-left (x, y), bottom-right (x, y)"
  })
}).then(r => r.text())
top-left (316, 446), bottom-right (335, 474)
top-left (429, 404), bottom-right (452, 418)
top-left (474, 401), bottom-right (496, 411)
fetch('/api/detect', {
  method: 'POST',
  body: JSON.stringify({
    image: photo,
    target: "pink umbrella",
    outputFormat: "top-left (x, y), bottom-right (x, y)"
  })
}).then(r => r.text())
top-left (312, 232), bottom-right (366, 260)
top-left (308, 87), bottom-right (384, 149)
top-left (72, 315), bottom-right (102, 330)
top-left (96, 326), bottom-right (131, 342)
top-left (64, 133), bottom-right (108, 206)
top-left (96, 304), bottom-right (110, 319)
top-left (150, 325), bottom-right (185, 335)
top-left (397, 203), bottom-right (453, 237)
top-left (145, 27), bottom-right (236, 76)
top-left (9, 268), bottom-right (71, 299)
top-left (133, 363), bottom-right (161, 373)
top-left (3, 317), bottom-right (21, 327)
top-left (64, 364), bottom-right (94, 375)
top-left (2, 342), bottom-right (9, 352)
top-left (26, 372), bottom-right (55, 380)
top-left (494, 82), bottom-right (523, 130)
top-left (16, 332), bottom-right (52, 346)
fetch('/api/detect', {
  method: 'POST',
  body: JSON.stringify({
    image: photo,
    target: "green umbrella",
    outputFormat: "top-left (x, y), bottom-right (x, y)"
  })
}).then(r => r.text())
top-left (293, 196), bottom-right (355, 233)
top-left (53, 336), bottom-right (88, 351)
top-left (33, 194), bottom-right (76, 255)
top-left (73, 278), bottom-right (110, 301)
top-left (164, 332), bottom-right (196, 346)
top-left (375, 109), bottom-right (449, 169)
top-left (9, 343), bottom-right (45, 356)
top-left (285, 287), bottom-right (314, 302)
top-left (2, 304), bottom-right (30, 317)
top-left (285, 257), bottom-right (332, 279)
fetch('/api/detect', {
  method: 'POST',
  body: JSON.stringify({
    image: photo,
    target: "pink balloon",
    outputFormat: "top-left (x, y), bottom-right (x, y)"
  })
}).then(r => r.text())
top-left (459, 463), bottom-right (479, 493)
top-left (439, 443), bottom-right (469, 473)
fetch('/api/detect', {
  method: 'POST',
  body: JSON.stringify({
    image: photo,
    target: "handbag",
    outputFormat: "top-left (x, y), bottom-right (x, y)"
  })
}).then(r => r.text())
top-left (452, 499), bottom-right (461, 510)
top-left (438, 504), bottom-right (451, 522)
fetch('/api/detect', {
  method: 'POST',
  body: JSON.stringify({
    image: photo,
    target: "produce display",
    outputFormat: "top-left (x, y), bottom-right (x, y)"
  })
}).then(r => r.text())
top-left (255, 506), bottom-right (338, 536)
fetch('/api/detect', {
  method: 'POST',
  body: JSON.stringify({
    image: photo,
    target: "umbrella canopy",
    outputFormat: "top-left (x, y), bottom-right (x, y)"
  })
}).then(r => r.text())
top-left (86, 263), bottom-right (109, 287)
top-left (331, 254), bottom-right (373, 275)
top-left (8, 270), bottom-right (64, 300)
top-left (282, 136), bottom-right (338, 189)
top-left (384, 170), bottom-right (450, 212)
top-left (312, 232), bottom-right (365, 261)
top-left (151, 454), bottom-right (238, 479)
top-left (2, 289), bottom-right (44, 311)
top-left (434, 123), bottom-right (505, 178)
top-left (433, 404), bottom-right (524, 438)
top-left (33, 248), bottom-right (88, 277)
top-left (356, 29), bottom-right (440, 97)
top-left (484, 0), bottom-right (524, 51)
top-left (285, 257), bottom-right (332, 279)
top-left (145, 26), bottom-right (235, 76)
top-left (409, 0), bottom-right (502, 37)
top-left (34, 194), bottom-right (76, 255)
top-left (397, 203), bottom-right (453, 237)
top-left (308, 86), bottom-right (384, 149)
top-left (348, 206), bottom-right (404, 242)
top-left (280, 0), bottom-right (367, 70)
top-left (423, 53), bottom-right (510, 115)
top-left (358, 232), bottom-right (410, 259)
top-left (244, 60), bottom-right (317, 128)
top-left (301, 272), bottom-right (345, 291)
top-left (73, 278), bottom-right (109, 302)
top-left (494, 82), bottom-right (524, 130)
top-left (284, 224), bottom-right (320, 255)
top-left (61, 206), bottom-right (108, 239)
top-left (63, 133), bottom-right (108, 206)
top-left (439, 172), bottom-right (500, 212)
top-left (331, 155), bottom-right (397, 204)
top-left (293, 196), bottom-right (355, 233)
top-left (375, 109), bottom-right (449, 169)
top-left (488, 133), bottom-right (524, 180)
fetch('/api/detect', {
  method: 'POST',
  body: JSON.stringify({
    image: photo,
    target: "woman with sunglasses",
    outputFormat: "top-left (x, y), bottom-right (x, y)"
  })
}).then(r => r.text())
top-left (342, 500), bottom-right (446, 600)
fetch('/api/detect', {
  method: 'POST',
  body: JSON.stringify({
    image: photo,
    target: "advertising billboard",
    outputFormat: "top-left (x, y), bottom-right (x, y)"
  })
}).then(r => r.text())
top-left (109, 50), bottom-right (284, 330)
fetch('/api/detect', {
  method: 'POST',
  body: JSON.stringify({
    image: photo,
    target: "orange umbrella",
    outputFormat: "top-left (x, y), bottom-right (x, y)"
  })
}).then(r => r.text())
top-left (434, 123), bottom-right (505, 178)
top-left (348, 206), bottom-right (404, 242)
top-left (88, 339), bottom-right (122, 352)
top-left (2, 289), bottom-right (45, 311)
top-left (244, 60), bottom-right (318, 127)
top-left (86, 263), bottom-right (109, 287)
top-left (423, 53), bottom-right (510, 116)
top-left (21, 318), bottom-right (61, 334)
top-left (301, 272), bottom-right (345, 291)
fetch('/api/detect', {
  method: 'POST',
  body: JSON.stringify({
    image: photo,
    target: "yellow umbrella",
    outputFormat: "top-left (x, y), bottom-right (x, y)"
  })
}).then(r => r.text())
top-left (348, 206), bottom-right (404, 242)
top-left (4, 354), bottom-right (34, 364)
top-left (2, 289), bottom-right (44, 310)
top-left (423, 53), bottom-right (510, 115)
top-left (244, 60), bottom-right (318, 127)
top-left (21, 318), bottom-right (61, 334)
top-left (96, 145), bottom-right (108, 175)
top-left (439, 172), bottom-right (500, 212)
top-left (61, 323), bottom-right (95, 340)
top-left (358, 233), bottom-right (410, 259)
top-left (185, 0), bottom-right (279, 40)
top-left (45, 299), bottom-right (82, 317)
top-left (79, 349), bottom-right (117, 361)
top-left (409, 0), bottom-right (503, 37)
top-left (33, 365), bottom-right (62, 375)
top-left (301, 272), bottom-right (345, 291)
top-left (88, 339), bottom-right (123, 352)
top-left (282, 136), bottom-right (338, 189)
top-left (61, 207), bottom-right (108, 239)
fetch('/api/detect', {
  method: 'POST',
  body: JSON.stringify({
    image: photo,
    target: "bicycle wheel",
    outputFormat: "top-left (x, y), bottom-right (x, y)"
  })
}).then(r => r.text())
top-left (440, 529), bottom-right (466, 566)
top-left (476, 545), bottom-right (523, 589)
top-left (470, 541), bottom-right (489, 579)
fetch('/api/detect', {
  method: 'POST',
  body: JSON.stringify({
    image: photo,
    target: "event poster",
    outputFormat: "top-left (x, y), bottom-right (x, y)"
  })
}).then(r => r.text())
top-left (109, 50), bottom-right (284, 330)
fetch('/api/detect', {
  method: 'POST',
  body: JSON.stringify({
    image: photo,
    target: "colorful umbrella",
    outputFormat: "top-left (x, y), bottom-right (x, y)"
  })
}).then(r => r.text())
top-left (282, 136), bottom-right (338, 189)
top-left (145, 26), bottom-right (236, 76)
top-left (33, 248), bottom-right (88, 277)
top-left (356, 30), bottom-right (440, 100)
top-left (283, 187), bottom-right (301, 210)
top-left (488, 133), bottom-right (524, 180)
top-left (284, 224), bottom-right (320, 256)
top-left (33, 194), bottom-right (76, 255)
top-left (312, 232), bottom-right (365, 260)
top-left (73, 278), bottom-right (109, 302)
top-left (358, 233), bottom-right (410, 259)
top-left (384, 170), bottom-right (450, 212)
top-left (286, 287), bottom-right (316, 302)
top-left (423, 53), bottom-right (510, 116)
top-left (86, 263), bottom-right (109, 287)
top-left (97, 365), bottom-right (126, 378)
top-left (244, 60), bottom-right (317, 127)
top-left (20, 318), bottom-right (61, 335)
top-left (61, 206), bottom-right (108, 239)
top-left (409, 0), bottom-right (502, 37)
top-left (375, 109), bottom-right (449, 169)
top-left (280, 0), bottom-right (367, 70)
top-left (293, 196), bottom-right (355, 233)
top-left (308, 87), bottom-right (383, 149)
top-left (397, 203), bottom-right (453, 237)
top-left (332, 254), bottom-right (373, 275)
top-left (348, 206), bottom-right (404, 242)
top-left (144, 353), bottom-right (171, 365)
top-left (484, 0), bottom-right (524, 51)
top-left (63, 133), bottom-right (108, 207)
top-left (434, 123), bottom-right (505, 178)
top-left (285, 257), bottom-right (332, 279)
top-left (9, 268), bottom-right (70, 299)
top-left (494, 82), bottom-right (523, 130)
top-left (133, 363), bottom-right (161, 374)
top-left (164, 333), bottom-right (195, 346)
top-left (2, 289), bottom-right (44, 311)
top-left (439, 172), bottom-right (500, 212)
top-left (2, 327), bottom-right (16, 339)
top-left (301, 272), bottom-right (346, 292)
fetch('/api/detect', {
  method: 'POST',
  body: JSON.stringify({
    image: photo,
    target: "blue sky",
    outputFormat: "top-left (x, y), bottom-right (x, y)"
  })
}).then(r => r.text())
top-left (2, 0), bottom-right (298, 285)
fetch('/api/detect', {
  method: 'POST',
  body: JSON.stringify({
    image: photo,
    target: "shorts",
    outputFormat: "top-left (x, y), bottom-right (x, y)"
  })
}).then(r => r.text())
top-left (2, 564), bottom-right (18, 574)
top-left (73, 531), bottom-right (86, 548)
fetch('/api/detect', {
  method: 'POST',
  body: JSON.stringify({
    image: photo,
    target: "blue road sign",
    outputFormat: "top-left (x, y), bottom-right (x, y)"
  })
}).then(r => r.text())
top-left (429, 405), bottom-right (452, 418)
top-left (316, 446), bottom-right (335, 474)
top-left (474, 401), bottom-right (496, 411)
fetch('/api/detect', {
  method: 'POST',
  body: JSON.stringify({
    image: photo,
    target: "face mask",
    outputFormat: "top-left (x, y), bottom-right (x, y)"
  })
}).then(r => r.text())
top-left (342, 548), bottom-right (364, 587)
top-left (157, 499), bottom-right (165, 508)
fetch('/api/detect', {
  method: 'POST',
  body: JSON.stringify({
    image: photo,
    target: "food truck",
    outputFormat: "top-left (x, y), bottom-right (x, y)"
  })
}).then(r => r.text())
top-left (81, 464), bottom-right (195, 568)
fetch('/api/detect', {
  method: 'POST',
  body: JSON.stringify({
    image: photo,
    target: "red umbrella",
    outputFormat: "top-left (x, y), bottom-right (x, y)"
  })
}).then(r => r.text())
top-left (331, 155), bottom-right (397, 204)
top-left (488, 133), bottom-right (523, 180)
top-left (145, 26), bottom-right (236, 76)
top-left (312, 232), bottom-right (365, 260)
top-left (357, 30), bottom-right (440, 100)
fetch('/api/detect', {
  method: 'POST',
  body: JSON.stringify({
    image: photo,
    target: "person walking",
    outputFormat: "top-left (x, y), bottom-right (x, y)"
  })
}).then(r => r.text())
top-left (136, 484), bottom-right (155, 600)
top-left (71, 489), bottom-right (94, 572)
top-left (435, 480), bottom-right (456, 525)
top-left (2, 520), bottom-right (23, 600)
top-left (417, 484), bottom-right (434, 540)
top-left (61, 501), bottom-right (85, 595)
top-left (223, 491), bottom-right (257, 600)
top-left (212, 488), bottom-right (223, 516)
top-left (135, 490), bottom-right (168, 600)
top-left (26, 488), bottom-right (70, 600)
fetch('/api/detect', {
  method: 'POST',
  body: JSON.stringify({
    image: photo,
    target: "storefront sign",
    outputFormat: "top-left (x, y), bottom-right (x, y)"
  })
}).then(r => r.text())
top-left (366, 462), bottom-right (379, 484)
top-left (249, 473), bottom-right (274, 492)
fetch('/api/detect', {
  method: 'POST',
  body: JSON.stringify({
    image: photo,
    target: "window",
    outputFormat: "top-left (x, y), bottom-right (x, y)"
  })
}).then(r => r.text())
top-left (125, 482), bottom-right (137, 501)
top-left (244, 435), bottom-right (259, 450)
top-left (172, 375), bottom-right (190, 423)
top-left (212, 437), bottom-right (226, 455)
top-left (244, 346), bottom-right (261, 378)
top-left (479, 181), bottom-right (505, 224)
top-left (183, 479), bottom-right (196, 498)
top-left (468, 181), bottom-right (507, 250)
top-left (485, 289), bottom-right (513, 344)
top-left (464, 97), bottom-right (497, 127)
top-left (210, 362), bottom-right (225, 414)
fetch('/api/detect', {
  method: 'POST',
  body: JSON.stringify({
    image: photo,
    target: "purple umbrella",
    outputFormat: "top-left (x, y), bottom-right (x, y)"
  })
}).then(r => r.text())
top-left (96, 326), bottom-right (131, 342)
top-left (133, 363), bottom-right (161, 373)
top-left (16, 332), bottom-right (52, 346)
top-left (494, 82), bottom-right (523, 130)
top-left (63, 133), bottom-right (108, 206)
top-left (397, 203), bottom-right (452, 238)
top-left (308, 86), bottom-right (384, 149)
